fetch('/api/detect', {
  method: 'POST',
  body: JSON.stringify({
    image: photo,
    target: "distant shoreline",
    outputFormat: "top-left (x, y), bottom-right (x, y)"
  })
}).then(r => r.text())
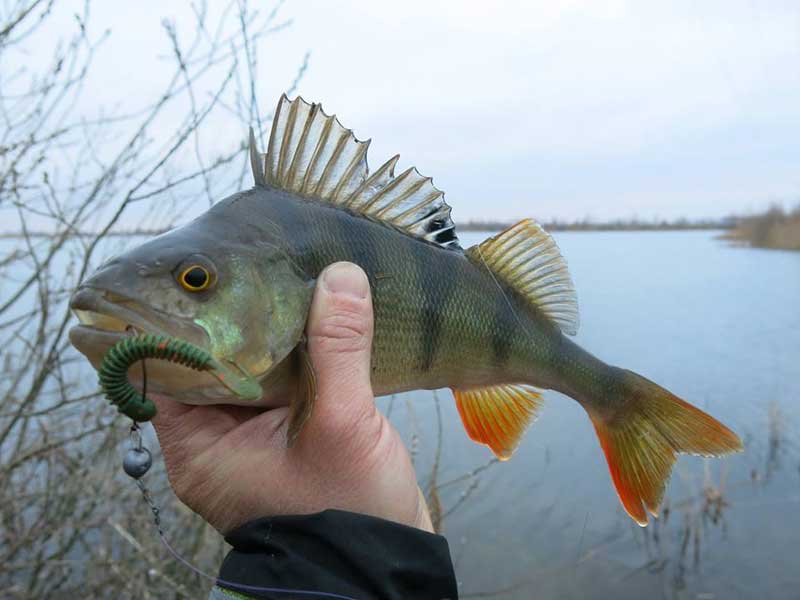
top-left (6, 213), bottom-right (800, 246)
top-left (717, 205), bottom-right (800, 251)
top-left (0, 223), bottom-right (732, 239)
top-left (0, 229), bottom-right (170, 239)
top-left (459, 220), bottom-right (733, 232)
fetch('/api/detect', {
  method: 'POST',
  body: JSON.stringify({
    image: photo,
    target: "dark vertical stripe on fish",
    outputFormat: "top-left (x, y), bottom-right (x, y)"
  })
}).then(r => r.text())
top-left (491, 284), bottom-right (514, 367)
top-left (413, 242), bottom-right (456, 373)
top-left (331, 208), bottom-right (382, 286)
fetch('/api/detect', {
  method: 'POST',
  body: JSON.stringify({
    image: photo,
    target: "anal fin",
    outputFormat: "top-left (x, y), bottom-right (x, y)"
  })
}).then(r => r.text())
top-left (452, 384), bottom-right (543, 460)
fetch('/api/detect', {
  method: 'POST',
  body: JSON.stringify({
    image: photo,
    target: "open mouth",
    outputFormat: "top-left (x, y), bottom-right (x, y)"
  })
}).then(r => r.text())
top-left (70, 288), bottom-right (164, 337)
top-left (68, 287), bottom-right (209, 355)
top-left (69, 286), bottom-right (213, 391)
top-left (68, 287), bottom-right (260, 405)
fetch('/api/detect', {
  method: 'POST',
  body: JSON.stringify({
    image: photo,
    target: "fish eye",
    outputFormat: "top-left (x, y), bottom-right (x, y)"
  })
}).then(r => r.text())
top-left (178, 265), bottom-right (211, 292)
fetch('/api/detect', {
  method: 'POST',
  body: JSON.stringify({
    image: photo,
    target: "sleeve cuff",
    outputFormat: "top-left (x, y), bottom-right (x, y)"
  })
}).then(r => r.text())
top-left (213, 509), bottom-right (458, 600)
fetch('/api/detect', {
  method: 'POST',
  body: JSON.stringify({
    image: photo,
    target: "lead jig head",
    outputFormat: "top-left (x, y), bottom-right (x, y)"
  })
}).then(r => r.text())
top-left (123, 446), bottom-right (152, 479)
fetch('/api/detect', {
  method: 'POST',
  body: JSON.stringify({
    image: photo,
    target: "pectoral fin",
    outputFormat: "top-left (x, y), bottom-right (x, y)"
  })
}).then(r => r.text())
top-left (452, 384), bottom-right (543, 460)
top-left (287, 341), bottom-right (317, 446)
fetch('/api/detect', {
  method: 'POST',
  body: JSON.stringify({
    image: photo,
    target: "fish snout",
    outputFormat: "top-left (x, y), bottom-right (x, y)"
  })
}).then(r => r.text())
top-left (76, 260), bottom-right (138, 297)
top-left (69, 285), bottom-right (130, 313)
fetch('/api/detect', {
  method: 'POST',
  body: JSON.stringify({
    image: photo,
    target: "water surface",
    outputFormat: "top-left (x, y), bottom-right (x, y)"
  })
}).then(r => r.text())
top-left (388, 230), bottom-right (800, 599)
top-left (4, 229), bottom-right (797, 598)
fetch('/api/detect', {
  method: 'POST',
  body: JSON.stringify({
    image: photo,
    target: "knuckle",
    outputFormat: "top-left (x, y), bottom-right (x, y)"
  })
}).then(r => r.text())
top-left (311, 305), bottom-right (372, 354)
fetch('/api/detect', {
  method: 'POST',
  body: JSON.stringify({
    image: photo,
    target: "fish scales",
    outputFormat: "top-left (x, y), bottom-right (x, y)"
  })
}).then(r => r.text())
top-left (233, 187), bottom-right (549, 395)
top-left (68, 95), bottom-right (742, 526)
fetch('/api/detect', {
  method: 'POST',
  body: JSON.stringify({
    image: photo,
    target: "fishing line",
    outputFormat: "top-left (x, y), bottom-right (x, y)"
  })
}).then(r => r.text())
top-left (108, 332), bottom-right (361, 600)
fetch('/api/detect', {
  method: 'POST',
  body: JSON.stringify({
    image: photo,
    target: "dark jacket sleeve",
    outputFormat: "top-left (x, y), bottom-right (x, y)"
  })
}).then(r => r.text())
top-left (210, 509), bottom-right (458, 600)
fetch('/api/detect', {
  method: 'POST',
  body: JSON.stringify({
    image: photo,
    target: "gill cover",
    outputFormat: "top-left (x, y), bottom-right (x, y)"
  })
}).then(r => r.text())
top-left (193, 254), bottom-right (313, 383)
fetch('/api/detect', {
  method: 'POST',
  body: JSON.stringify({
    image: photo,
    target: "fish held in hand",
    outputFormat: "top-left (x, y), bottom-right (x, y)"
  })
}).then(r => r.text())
top-left (69, 95), bottom-right (742, 525)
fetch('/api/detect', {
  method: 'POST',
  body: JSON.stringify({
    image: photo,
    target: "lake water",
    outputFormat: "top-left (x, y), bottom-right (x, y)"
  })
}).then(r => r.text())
top-left (386, 230), bottom-right (800, 600)
top-left (3, 229), bottom-right (798, 598)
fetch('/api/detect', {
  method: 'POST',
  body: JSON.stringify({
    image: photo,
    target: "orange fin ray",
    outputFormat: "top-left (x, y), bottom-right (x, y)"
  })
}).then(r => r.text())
top-left (453, 384), bottom-right (543, 460)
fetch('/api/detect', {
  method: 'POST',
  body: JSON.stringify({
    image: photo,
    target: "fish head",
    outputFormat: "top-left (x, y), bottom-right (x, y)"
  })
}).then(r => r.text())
top-left (69, 215), bottom-right (313, 405)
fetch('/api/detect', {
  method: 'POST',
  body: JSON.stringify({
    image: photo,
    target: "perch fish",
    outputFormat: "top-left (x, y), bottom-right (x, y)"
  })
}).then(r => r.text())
top-left (69, 95), bottom-right (742, 525)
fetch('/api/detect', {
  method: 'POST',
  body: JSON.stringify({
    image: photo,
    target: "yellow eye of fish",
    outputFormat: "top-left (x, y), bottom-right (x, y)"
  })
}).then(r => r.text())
top-left (179, 265), bottom-right (211, 292)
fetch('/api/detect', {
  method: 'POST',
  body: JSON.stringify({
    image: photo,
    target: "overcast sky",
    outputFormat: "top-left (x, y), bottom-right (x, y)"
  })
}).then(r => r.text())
top-left (35, 1), bottom-right (800, 222)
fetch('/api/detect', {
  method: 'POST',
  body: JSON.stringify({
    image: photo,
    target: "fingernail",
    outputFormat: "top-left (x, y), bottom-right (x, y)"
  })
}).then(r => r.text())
top-left (321, 262), bottom-right (369, 299)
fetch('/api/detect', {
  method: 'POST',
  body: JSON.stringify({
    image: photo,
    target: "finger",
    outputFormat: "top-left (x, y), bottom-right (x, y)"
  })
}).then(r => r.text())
top-left (151, 394), bottom-right (242, 466)
top-left (151, 394), bottom-right (208, 467)
top-left (151, 391), bottom-right (193, 424)
top-left (303, 262), bottom-right (378, 440)
top-left (152, 394), bottom-right (261, 433)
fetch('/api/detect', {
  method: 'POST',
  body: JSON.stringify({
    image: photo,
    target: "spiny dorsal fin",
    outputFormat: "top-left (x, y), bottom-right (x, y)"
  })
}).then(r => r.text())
top-left (465, 219), bottom-right (579, 335)
top-left (249, 95), bottom-right (460, 249)
top-left (453, 384), bottom-right (543, 460)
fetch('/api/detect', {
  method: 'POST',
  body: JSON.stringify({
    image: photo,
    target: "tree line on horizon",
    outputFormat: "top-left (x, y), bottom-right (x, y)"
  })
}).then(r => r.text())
top-left (459, 204), bottom-right (800, 248)
top-left (459, 215), bottom-right (738, 232)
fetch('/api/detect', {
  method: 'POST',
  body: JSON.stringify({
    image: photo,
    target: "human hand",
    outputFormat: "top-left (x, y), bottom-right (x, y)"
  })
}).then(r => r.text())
top-left (152, 262), bottom-right (433, 535)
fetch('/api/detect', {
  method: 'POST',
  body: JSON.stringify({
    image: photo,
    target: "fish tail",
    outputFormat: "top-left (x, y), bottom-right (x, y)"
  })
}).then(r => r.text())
top-left (587, 369), bottom-right (742, 526)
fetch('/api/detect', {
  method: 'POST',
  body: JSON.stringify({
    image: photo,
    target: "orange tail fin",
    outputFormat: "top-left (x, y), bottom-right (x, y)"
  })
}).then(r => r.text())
top-left (588, 370), bottom-right (742, 526)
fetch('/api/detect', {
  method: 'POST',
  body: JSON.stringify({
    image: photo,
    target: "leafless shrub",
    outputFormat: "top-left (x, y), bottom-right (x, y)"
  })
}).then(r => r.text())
top-left (0, 1), bottom-right (307, 597)
top-left (723, 202), bottom-right (800, 251)
top-left (0, 3), bottom-right (505, 596)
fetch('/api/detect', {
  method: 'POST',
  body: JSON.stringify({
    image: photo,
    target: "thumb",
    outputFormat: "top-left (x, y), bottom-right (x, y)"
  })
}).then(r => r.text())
top-left (304, 262), bottom-right (376, 435)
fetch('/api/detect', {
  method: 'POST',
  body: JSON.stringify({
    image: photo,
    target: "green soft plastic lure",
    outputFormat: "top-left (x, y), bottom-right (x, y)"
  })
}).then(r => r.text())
top-left (98, 334), bottom-right (262, 421)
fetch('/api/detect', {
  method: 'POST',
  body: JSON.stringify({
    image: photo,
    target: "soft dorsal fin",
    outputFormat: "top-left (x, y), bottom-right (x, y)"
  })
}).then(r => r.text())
top-left (466, 219), bottom-right (579, 335)
top-left (250, 95), bottom-right (460, 249)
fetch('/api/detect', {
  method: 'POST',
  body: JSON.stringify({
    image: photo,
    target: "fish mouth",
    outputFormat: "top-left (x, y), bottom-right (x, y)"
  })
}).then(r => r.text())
top-left (67, 286), bottom-right (238, 404)
top-left (68, 286), bottom-right (209, 366)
